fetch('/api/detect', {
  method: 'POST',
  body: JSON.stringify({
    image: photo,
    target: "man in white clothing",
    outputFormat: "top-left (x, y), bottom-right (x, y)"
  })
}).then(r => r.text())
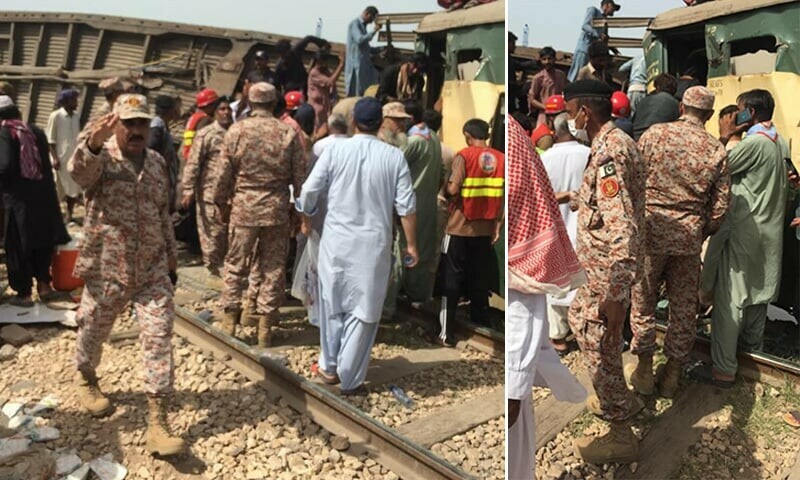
top-left (296, 97), bottom-right (418, 394)
top-left (46, 88), bottom-right (82, 224)
top-left (539, 112), bottom-right (590, 354)
top-left (507, 116), bottom-right (587, 479)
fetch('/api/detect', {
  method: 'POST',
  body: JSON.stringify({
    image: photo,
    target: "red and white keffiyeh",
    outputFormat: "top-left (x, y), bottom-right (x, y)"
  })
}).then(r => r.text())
top-left (508, 116), bottom-right (585, 295)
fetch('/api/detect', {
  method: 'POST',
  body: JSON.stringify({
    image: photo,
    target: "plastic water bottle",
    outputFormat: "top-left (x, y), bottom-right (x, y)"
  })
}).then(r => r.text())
top-left (388, 384), bottom-right (415, 409)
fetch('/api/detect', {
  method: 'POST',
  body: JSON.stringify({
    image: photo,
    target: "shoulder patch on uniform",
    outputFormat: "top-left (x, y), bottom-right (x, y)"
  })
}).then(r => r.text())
top-left (600, 162), bottom-right (616, 178)
top-left (600, 177), bottom-right (620, 198)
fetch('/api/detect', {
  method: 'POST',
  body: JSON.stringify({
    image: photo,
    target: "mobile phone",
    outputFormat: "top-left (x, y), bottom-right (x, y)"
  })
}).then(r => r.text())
top-left (735, 108), bottom-right (752, 126)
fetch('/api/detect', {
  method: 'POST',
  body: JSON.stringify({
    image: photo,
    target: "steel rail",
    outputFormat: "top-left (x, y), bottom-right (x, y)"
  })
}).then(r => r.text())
top-left (394, 301), bottom-right (505, 358)
top-left (173, 306), bottom-right (475, 480)
top-left (654, 323), bottom-right (800, 385)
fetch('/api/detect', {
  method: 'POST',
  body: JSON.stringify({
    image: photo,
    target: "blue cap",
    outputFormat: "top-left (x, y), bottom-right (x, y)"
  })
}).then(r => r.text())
top-left (57, 88), bottom-right (79, 104)
top-left (353, 97), bottom-right (383, 130)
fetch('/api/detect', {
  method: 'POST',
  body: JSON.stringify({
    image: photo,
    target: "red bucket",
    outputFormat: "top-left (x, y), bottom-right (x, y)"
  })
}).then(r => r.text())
top-left (52, 240), bottom-right (84, 292)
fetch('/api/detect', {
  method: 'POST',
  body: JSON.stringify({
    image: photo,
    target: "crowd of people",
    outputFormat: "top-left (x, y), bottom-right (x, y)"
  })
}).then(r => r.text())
top-left (508, 67), bottom-right (795, 480)
top-left (0, 4), bottom-right (504, 457)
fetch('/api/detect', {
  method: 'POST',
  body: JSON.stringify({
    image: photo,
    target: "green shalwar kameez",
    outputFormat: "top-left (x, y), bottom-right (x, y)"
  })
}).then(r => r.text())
top-left (383, 129), bottom-right (443, 316)
top-left (701, 131), bottom-right (789, 376)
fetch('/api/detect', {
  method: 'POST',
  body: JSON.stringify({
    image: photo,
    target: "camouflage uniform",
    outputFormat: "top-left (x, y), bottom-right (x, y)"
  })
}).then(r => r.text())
top-left (569, 121), bottom-right (646, 421)
top-left (68, 137), bottom-right (177, 395)
top-left (630, 116), bottom-right (730, 363)
top-left (216, 110), bottom-right (304, 320)
top-left (182, 121), bottom-right (230, 272)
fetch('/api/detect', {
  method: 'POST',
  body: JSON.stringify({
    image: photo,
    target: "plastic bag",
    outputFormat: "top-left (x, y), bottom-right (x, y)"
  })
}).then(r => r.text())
top-left (290, 231), bottom-right (321, 326)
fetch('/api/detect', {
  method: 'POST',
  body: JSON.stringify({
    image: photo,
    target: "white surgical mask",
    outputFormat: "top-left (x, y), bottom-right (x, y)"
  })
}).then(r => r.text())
top-left (568, 118), bottom-right (590, 144)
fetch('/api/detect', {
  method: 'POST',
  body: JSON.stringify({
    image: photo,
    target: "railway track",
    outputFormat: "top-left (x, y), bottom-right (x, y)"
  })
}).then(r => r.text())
top-left (173, 306), bottom-right (474, 480)
top-left (171, 262), bottom-right (505, 479)
top-left (531, 322), bottom-right (800, 480)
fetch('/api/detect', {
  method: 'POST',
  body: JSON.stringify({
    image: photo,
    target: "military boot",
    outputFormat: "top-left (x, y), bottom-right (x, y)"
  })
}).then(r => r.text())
top-left (75, 370), bottom-right (113, 417)
top-left (219, 309), bottom-right (240, 337)
top-left (657, 359), bottom-right (682, 398)
top-left (624, 354), bottom-right (655, 395)
top-left (574, 421), bottom-right (639, 464)
top-left (240, 303), bottom-right (258, 327)
top-left (257, 315), bottom-right (273, 348)
top-left (586, 393), bottom-right (644, 417)
top-left (144, 396), bottom-right (185, 456)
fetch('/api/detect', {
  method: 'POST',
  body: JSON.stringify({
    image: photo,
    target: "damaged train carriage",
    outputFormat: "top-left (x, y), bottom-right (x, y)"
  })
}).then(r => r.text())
top-left (0, 11), bottom-right (356, 130)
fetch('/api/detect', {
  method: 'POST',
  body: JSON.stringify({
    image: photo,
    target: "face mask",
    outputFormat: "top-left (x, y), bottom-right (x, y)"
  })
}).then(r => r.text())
top-left (567, 111), bottom-right (591, 144)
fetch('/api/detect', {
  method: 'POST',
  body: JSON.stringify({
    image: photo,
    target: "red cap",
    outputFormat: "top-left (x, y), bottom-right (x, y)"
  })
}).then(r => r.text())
top-left (530, 123), bottom-right (553, 146)
top-left (611, 91), bottom-right (631, 118)
top-left (544, 94), bottom-right (566, 115)
top-left (196, 88), bottom-right (219, 108)
top-left (284, 91), bottom-right (305, 111)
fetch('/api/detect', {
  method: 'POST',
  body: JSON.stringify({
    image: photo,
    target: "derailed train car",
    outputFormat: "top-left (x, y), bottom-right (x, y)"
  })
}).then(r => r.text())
top-left (0, 11), bottom-right (404, 129)
top-left (415, 1), bottom-right (506, 295)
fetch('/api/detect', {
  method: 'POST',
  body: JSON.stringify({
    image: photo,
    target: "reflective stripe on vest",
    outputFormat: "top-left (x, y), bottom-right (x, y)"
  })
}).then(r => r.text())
top-left (182, 111), bottom-right (207, 159)
top-left (459, 145), bottom-right (505, 221)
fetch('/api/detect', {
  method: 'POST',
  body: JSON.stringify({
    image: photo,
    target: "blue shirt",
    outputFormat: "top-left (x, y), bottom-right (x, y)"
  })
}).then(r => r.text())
top-left (344, 18), bottom-right (379, 97)
top-left (619, 55), bottom-right (647, 87)
top-left (574, 7), bottom-right (603, 54)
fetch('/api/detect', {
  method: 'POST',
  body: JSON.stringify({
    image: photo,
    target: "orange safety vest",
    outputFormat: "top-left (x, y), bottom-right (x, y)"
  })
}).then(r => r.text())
top-left (182, 111), bottom-right (208, 159)
top-left (458, 145), bottom-right (504, 221)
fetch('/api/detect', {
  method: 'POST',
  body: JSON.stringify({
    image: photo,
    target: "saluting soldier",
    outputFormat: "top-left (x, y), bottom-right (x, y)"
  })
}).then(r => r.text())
top-left (216, 82), bottom-right (305, 347)
top-left (563, 80), bottom-right (646, 464)
top-left (181, 96), bottom-right (235, 289)
top-left (627, 86), bottom-right (730, 398)
top-left (68, 94), bottom-right (184, 456)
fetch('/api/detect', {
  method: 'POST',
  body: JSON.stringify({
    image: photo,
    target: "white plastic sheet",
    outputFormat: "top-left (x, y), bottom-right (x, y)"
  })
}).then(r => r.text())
top-left (0, 304), bottom-right (76, 327)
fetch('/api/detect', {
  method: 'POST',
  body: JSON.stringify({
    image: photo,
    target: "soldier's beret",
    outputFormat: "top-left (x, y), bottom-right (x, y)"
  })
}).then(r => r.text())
top-left (564, 80), bottom-right (613, 101)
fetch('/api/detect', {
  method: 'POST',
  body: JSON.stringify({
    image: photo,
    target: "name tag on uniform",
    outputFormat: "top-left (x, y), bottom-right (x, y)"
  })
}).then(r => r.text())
top-left (600, 162), bottom-right (616, 178)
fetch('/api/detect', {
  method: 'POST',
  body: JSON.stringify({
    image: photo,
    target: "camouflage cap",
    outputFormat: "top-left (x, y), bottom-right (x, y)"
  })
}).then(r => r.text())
top-left (113, 94), bottom-right (152, 120)
top-left (682, 85), bottom-right (715, 111)
top-left (382, 101), bottom-right (411, 119)
top-left (248, 82), bottom-right (277, 103)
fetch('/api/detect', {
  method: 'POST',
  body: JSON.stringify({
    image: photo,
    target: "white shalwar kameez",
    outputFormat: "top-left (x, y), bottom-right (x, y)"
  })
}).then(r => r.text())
top-left (296, 134), bottom-right (416, 391)
top-left (507, 291), bottom-right (587, 479)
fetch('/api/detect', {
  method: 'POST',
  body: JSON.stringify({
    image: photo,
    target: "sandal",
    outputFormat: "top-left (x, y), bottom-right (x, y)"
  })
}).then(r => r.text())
top-left (312, 363), bottom-right (340, 385)
top-left (688, 363), bottom-right (734, 389)
top-left (783, 410), bottom-right (800, 428)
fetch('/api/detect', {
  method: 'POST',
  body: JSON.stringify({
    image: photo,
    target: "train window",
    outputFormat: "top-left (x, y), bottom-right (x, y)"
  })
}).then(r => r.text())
top-left (729, 36), bottom-right (778, 76)
top-left (456, 48), bottom-right (483, 81)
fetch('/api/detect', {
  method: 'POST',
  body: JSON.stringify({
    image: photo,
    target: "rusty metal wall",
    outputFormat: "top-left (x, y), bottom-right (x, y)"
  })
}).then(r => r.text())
top-left (43, 24), bottom-right (69, 67)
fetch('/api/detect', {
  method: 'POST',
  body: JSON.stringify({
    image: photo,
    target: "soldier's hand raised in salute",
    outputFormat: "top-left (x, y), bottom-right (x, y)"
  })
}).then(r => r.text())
top-left (88, 113), bottom-right (119, 152)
